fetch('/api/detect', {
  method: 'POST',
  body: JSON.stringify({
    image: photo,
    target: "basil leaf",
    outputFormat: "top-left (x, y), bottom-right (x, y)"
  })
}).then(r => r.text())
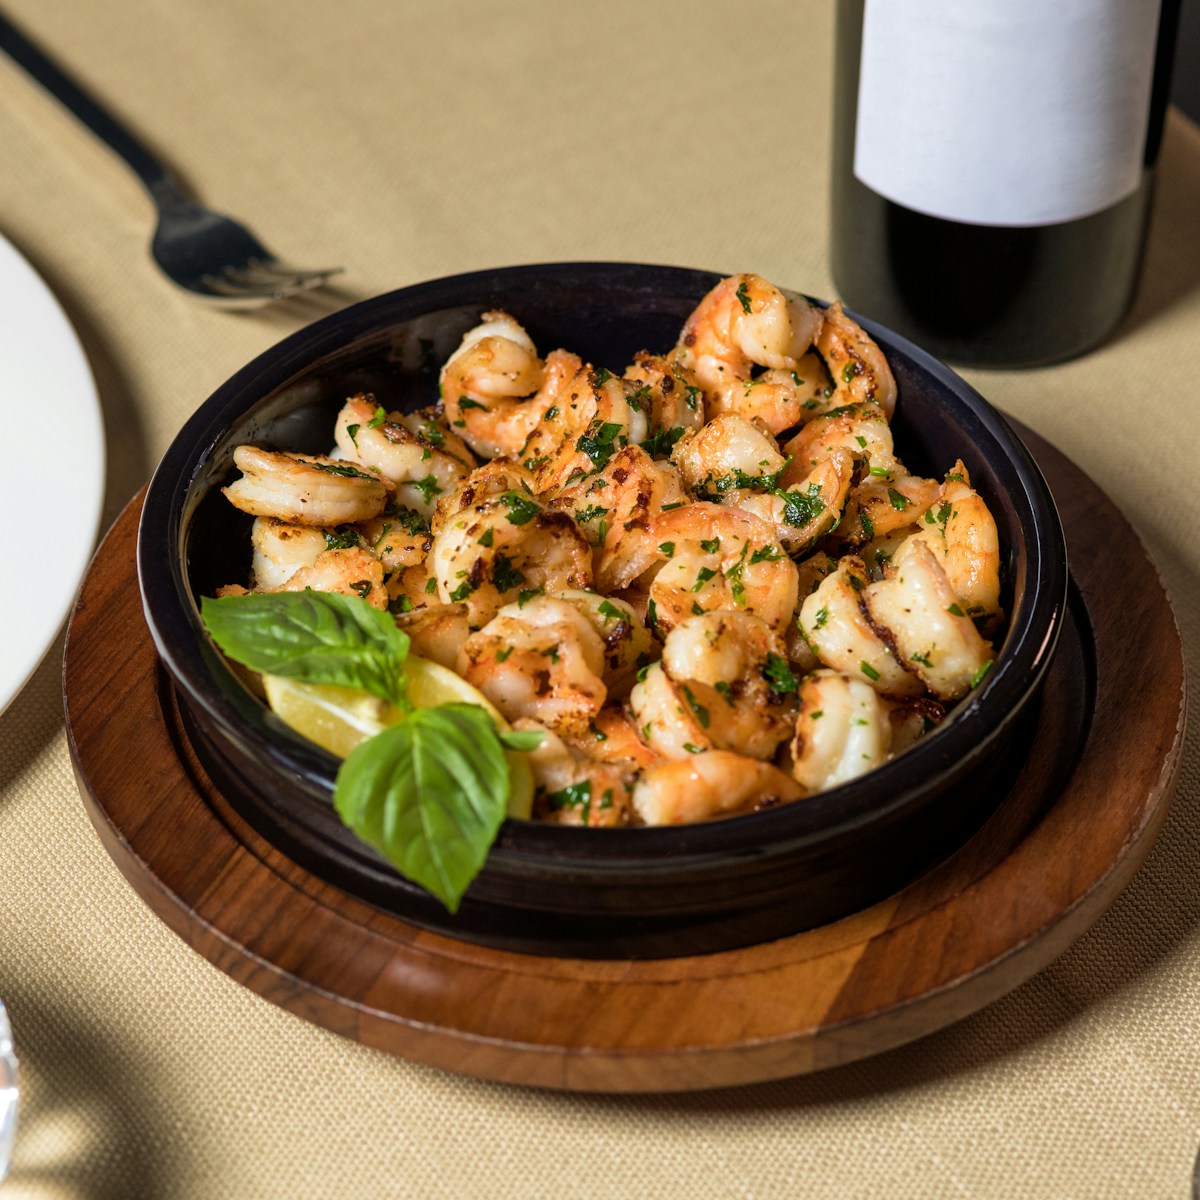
top-left (497, 728), bottom-right (545, 752)
top-left (200, 591), bottom-right (409, 708)
top-left (333, 703), bottom-right (510, 911)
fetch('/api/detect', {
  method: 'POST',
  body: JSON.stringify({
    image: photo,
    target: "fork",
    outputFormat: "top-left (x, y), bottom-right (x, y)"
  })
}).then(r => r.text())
top-left (0, 15), bottom-right (342, 306)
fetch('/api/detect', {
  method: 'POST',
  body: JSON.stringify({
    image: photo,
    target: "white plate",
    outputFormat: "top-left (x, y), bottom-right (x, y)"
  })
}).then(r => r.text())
top-left (0, 233), bottom-right (104, 715)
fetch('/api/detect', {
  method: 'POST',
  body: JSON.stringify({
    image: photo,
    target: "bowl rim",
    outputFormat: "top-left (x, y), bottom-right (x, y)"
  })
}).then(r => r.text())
top-left (137, 260), bottom-right (1068, 875)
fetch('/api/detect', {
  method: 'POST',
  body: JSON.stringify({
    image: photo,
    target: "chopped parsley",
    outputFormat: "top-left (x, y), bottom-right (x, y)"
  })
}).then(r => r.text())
top-left (763, 653), bottom-right (799, 696)
top-left (500, 490), bottom-right (541, 525)
top-left (682, 686), bottom-right (710, 728)
top-left (411, 474), bottom-right (442, 504)
top-left (641, 425), bottom-right (684, 459)
top-left (576, 420), bottom-right (625, 469)
top-left (491, 554), bottom-right (526, 593)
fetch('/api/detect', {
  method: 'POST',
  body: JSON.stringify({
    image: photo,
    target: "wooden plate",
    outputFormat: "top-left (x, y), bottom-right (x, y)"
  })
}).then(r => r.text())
top-left (63, 426), bottom-right (1186, 1092)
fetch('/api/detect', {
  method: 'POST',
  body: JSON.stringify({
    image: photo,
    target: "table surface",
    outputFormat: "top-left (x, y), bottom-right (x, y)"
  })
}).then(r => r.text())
top-left (1, 2), bottom-right (1197, 1197)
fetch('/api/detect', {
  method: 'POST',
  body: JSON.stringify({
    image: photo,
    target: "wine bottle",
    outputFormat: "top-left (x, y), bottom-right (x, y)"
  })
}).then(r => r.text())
top-left (830, 0), bottom-right (1182, 368)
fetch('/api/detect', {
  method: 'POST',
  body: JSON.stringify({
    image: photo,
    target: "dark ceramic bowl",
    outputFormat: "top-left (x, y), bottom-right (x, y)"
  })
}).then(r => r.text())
top-left (138, 263), bottom-right (1067, 958)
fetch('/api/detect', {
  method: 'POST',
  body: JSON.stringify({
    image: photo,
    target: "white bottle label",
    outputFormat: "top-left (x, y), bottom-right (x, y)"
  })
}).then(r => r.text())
top-left (853, 0), bottom-right (1162, 226)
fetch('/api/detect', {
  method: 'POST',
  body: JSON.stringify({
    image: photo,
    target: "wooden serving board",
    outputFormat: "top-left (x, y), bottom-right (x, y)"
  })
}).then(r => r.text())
top-left (63, 427), bottom-right (1186, 1092)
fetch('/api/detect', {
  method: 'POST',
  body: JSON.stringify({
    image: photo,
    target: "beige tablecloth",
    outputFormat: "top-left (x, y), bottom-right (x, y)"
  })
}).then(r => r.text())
top-left (2, 2), bottom-right (1198, 1196)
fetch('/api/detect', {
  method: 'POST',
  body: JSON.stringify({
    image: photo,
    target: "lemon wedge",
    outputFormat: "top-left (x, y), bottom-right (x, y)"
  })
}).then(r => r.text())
top-left (262, 656), bottom-right (534, 818)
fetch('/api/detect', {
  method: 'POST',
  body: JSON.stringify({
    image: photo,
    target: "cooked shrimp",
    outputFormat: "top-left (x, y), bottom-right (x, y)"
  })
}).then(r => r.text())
top-left (249, 517), bottom-right (326, 589)
top-left (517, 363), bottom-right (648, 494)
top-left (781, 403), bottom-right (900, 483)
top-left (222, 445), bottom-right (388, 526)
top-left (267, 546), bottom-right (387, 609)
top-left (631, 611), bottom-right (796, 760)
top-left (888, 696), bottom-right (945, 756)
top-left (553, 589), bottom-right (655, 695)
top-left (670, 413), bottom-right (787, 496)
top-left (387, 562), bottom-right (438, 613)
top-left (432, 460), bottom-right (538, 537)
top-left (352, 502), bottom-right (432, 571)
top-left (726, 447), bottom-right (856, 556)
top-left (787, 550), bottom-right (838, 670)
top-left (798, 556), bottom-right (923, 697)
top-left (623, 351), bottom-right (705, 449)
top-left (394, 602), bottom-right (473, 670)
top-left (675, 273), bottom-right (822, 396)
top-left (439, 311), bottom-right (551, 459)
top-left (836, 472), bottom-right (941, 546)
top-left (644, 503), bottom-right (798, 635)
top-left (632, 750), bottom-right (804, 825)
top-left (429, 489), bottom-right (592, 626)
top-left (863, 535), bottom-right (994, 701)
top-left (910, 462), bottom-right (1002, 618)
top-left (814, 302), bottom-right (897, 418)
top-left (790, 669), bottom-right (892, 792)
top-left (550, 444), bottom-right (689, 594)
top-left (333, 395), bottom-right (475, 517)
top-left (565, 706), bottom-right (663, 772)
top-left (457, 596), bottom-right (607, 736)
top-left (518, 720), bottom-right (635, 827)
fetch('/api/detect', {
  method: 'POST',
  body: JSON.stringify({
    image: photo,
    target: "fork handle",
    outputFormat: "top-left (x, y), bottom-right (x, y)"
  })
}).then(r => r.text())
top-left (0, 13), bottom-right (171, 194)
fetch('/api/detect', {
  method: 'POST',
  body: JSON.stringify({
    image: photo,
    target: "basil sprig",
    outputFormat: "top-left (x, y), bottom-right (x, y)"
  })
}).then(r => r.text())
top-left (200, 591), bottom-right (410, 708)
top-left (337, 704), bottom-right (520, 911)
top-left (200, 591), bottom-right (541, 912)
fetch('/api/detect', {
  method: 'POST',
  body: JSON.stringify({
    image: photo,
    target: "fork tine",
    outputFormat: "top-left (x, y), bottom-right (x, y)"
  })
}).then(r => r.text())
top-left (243, 258), bottom-right (343, 283)
top-left (221, 262), bottom-right (342, 297)
top-left (199, 272), bottom-right (297, 302)
top-left (199, 264), bottom-right (337, 302)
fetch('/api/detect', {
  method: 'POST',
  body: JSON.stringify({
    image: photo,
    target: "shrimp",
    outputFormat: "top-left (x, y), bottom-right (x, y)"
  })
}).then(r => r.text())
top-left (910, 462), bottom-right (1002, 618)
top-left (222, 445), bottom-right (388, 526)
top-left (428, 488), bottom-right (592, 626)
top-left (798, 555), bottom-right (923, 697)
top-left (431, 460), bottom-right (538, 537)
top-left (439, 311), bottom-right (551, 459)
top-left (266, 546), bottom-right (388, 609)
top-left (675, 272), bottom-right (822, 396)
top-left (518, 721), bottom-right (635, 827)
top-left (622, 351), bottom-right (706, 450)
top-left (333, 395), bottom-right (475, 517)
top-left (632, 750), bottom-right (804, 825)
top-left (550, 444), bottom-right (689, 594)
top-left (725, 448), bottom-right (856, 556)
top-left (394, 602), bottom-right (473, 670)
top-left (565, 705), bottom-right (663, 772)
top-left (353, 502), bottom-right (432, 571)
top-left (780, 403), bottom-right (900, 483)
top-left (457, 596), bottom-right (607, 736)
top-left (630, 611), bottom-right (796, 760)
top-left (249, 517), bottom-right (326, 589)
top-left (862, 535), bottom-right (994, 702)
top-left (836, 472), bottom-right (940, 546)
top-left (516, 363), bottom-right (648, 494)
top-left (387, 562), bottom-right (438, 613)
top-left (814, 301), bottom-right (897, 418)
top-left (787, 550), bottom-right (838, 671)
top-left (670, 413), bottom-right (787, 496)
top-left (790, 669), bottom-right (893, 792)
top-left (553, 589), bottom-right (655, 695)
top-left (644, 503), bottom-right (798, 635)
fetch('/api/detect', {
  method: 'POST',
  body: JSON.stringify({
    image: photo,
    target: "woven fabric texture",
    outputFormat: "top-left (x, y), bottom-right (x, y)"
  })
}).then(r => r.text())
top-left (1, 1), bottom-right (1197, 1196)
